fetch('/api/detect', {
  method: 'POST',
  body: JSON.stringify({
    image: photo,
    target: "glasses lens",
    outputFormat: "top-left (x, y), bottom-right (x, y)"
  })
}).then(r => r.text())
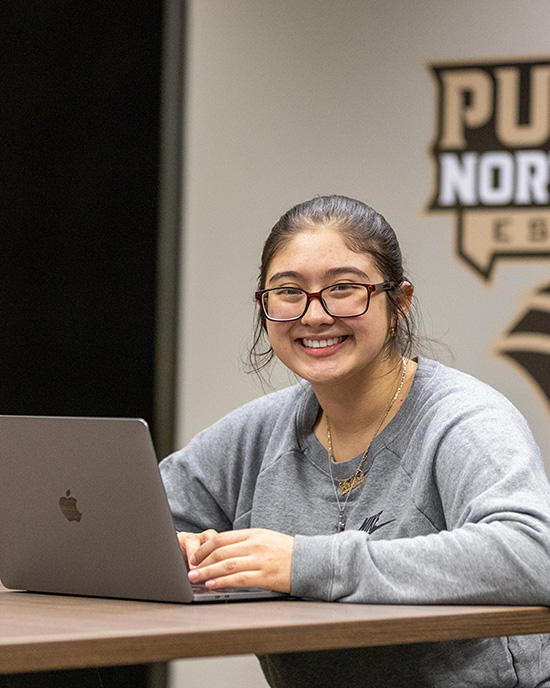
top-left (263, 288), bottom-right (306, 320)
top-left (323, 284), bottom-right (369, 317)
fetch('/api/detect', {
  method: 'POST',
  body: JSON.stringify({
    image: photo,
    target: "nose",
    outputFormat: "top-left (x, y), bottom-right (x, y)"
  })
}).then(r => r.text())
top-left (300, 295), bottom-right (334, 325)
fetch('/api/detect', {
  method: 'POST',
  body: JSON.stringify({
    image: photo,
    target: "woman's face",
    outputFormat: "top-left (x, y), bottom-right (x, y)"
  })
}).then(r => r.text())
top-left (264, 227), bottom-right (395, 388)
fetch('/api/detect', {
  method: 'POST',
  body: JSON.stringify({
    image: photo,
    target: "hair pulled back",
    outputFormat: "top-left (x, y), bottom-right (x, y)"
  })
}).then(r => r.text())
top-left (247, 195), bottom-right (418, 377)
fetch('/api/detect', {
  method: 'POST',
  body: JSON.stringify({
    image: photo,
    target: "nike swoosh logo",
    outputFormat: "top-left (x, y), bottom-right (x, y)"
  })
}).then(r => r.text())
top-left (367, 518), bottom-right (395, 533)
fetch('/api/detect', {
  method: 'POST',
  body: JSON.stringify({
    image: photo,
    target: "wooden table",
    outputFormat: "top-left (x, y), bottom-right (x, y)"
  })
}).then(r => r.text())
top-left (1, 584), bottom-right (550, 675)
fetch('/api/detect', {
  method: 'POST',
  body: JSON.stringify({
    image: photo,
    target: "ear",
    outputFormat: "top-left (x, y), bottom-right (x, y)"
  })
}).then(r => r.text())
top-left (395, 281), bottom-right (413, 321)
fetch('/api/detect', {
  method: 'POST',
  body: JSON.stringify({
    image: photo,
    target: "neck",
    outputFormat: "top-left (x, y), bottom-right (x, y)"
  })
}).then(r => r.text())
top-left (313, 356), bottom-right (413, 462)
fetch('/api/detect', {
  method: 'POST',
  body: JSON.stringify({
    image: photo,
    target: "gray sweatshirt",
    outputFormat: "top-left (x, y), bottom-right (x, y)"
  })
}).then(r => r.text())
top-left (160, 357), bottom-right (550, 687)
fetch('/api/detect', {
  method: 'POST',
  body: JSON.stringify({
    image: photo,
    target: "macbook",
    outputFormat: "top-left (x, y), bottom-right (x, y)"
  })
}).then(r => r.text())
top-left (0, 415), bottom-right (285, 603)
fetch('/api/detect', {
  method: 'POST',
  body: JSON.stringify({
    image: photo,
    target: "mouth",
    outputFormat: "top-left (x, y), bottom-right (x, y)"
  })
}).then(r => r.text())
top-left (300, 336), bottom-right (348, 349)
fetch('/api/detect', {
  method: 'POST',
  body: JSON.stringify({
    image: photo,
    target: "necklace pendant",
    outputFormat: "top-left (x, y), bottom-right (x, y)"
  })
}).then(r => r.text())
top-left (336, 513), bottom-right (346, 532)
top-left (339, 469), bottom-right (365, 496)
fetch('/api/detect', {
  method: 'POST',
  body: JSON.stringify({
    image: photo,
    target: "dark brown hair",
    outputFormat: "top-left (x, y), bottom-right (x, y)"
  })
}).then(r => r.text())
top-left (247, 195), bottom-right (419, 376)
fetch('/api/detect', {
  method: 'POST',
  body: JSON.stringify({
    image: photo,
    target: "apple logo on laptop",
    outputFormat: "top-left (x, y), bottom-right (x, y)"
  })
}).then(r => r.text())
top-left (59, 490), bottom-right (82, 522)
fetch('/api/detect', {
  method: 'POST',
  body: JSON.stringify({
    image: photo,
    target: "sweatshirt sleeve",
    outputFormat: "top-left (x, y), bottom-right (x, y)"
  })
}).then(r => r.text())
top-left (291, 392), bottom-right (550, 605)
top-left (159, 431), bottom-right (235, 533)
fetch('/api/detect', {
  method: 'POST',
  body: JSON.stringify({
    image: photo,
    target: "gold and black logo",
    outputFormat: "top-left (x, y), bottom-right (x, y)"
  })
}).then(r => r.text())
top-left (495, 282), bottom-right (550, 410)
top-left (427, 58), bottom-right (550, 280)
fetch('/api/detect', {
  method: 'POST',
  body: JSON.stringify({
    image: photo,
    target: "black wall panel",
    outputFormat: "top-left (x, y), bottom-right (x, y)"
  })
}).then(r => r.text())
top-left (1, 3), bottom-right (169, 687)
top-left (2, 1), bottom-right (162, 433)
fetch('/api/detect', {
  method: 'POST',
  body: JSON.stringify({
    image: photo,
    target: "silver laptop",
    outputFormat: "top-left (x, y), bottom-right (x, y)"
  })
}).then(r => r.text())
top-left (0, 415), bottom-right (285, 603)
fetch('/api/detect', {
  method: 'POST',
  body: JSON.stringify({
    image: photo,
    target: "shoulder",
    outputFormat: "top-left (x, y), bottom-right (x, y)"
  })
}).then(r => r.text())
top-left (215, 381), bottom-right (314, 428)
top-left (403, 360), bottom-right (550, 529)
top-left (160, 382), bottom-right (318, 482)
top-left (407, 357), bottom-right (541, 468)
top-left (185, 381), bottom-right (317, 453)
top-left (412, 357), bottom-right (525, 421)
top-left (395, 356), bottom-right (538, 463)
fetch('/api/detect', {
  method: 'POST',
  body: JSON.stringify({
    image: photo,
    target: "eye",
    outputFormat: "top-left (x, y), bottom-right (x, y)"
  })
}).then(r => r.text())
top-left (272, 287), bottom-right (304, 300)
top-left (326, 283), bottom-right (363, 297)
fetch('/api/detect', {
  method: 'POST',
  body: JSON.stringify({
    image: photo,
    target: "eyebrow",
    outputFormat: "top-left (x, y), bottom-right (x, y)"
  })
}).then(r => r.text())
top-left (268, 266), bottom-right (371, 285)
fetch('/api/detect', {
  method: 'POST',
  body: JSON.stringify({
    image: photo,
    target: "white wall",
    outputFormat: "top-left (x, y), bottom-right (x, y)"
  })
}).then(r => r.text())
top-left (171, 2), bottom-right (550, 686)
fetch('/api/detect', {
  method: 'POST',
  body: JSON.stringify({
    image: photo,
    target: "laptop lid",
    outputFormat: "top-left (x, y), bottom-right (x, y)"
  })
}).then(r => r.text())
top-left (0, 416), bottom-right (283, 603)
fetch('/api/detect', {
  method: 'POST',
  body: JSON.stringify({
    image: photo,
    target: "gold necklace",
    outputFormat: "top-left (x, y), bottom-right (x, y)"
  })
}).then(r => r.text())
top-left (327, 357), bottom-right (407, 532)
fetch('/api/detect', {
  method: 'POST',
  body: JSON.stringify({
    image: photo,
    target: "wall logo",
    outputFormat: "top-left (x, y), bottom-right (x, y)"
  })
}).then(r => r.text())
top-left (427, 58), bottom-right (550, 280)
top-left (495, 282), bottom-right (550, 410)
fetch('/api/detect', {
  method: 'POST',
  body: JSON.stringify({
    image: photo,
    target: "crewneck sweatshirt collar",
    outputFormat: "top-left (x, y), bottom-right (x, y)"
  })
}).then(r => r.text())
top-left (294, 356), bottom-right (435, 478)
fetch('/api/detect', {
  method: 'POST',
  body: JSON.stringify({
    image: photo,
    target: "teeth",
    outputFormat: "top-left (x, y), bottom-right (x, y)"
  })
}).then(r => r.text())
top-left (302, 337), bottom-right (343, 349)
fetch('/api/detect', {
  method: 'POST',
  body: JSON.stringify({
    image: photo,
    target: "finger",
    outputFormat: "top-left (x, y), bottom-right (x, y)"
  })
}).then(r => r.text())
top-left (188, 535), bottom-right (277, 582)
top-left (178, 530), bottom-right (218, 568)
top-left (189, 530), bottom-right (250, 566)
top-left (191, 542), bottom-right (255, 577)
top-left (187, 529), bottom-right (294, 593)
top-left (176, 533), bottom-right (198, 567)
top-left (188, 555), bottom-right (258, 586)
top-left (190, 562), bottom-right (286, 593)
top-left (204, 571), bottom-right (267, 590)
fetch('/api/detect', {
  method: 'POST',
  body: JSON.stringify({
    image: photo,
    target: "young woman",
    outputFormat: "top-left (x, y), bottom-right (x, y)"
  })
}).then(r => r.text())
top-left (160, 195), bottom-right (550, 688)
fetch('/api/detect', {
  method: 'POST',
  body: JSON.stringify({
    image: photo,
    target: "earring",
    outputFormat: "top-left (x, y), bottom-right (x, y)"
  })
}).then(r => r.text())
top-left (390, 325), bottom-right (397, 337)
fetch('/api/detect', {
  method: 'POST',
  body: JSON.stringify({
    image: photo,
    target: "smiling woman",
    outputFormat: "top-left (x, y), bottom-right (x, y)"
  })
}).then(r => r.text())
top-left (255, 226), bottom-right (411, 393)
top-left (160, 195), bottom-right (550, 688)
top-left (249, 196), bottom-right (416, 377)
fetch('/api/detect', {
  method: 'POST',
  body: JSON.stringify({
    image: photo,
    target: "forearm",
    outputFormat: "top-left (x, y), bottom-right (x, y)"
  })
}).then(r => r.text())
top-left (291, 519), bottom-right (550, 604)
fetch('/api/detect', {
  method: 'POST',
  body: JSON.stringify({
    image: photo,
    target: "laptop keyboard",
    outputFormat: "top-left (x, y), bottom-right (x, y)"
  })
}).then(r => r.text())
top-left (191, 582), bottom-right (266, 594)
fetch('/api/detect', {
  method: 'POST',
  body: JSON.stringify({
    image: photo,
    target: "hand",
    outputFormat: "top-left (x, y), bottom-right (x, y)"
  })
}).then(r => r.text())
top-left (186, 528), bottom-right (294, 593)
top-left (177, 529), bottom-right (218, 569)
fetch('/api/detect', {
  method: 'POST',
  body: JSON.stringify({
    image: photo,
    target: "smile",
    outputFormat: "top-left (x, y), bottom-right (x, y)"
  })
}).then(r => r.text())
top-left (301, 336), bottom-right (346, 349)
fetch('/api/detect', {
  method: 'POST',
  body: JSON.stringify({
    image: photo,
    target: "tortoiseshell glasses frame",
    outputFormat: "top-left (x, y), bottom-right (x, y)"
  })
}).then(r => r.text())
top-left (255, 281), bottom-right (396, 322)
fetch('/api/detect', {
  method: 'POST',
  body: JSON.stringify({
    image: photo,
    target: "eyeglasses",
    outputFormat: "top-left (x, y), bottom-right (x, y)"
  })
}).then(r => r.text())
top-left (255, 282), bottom-right (396, 322)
